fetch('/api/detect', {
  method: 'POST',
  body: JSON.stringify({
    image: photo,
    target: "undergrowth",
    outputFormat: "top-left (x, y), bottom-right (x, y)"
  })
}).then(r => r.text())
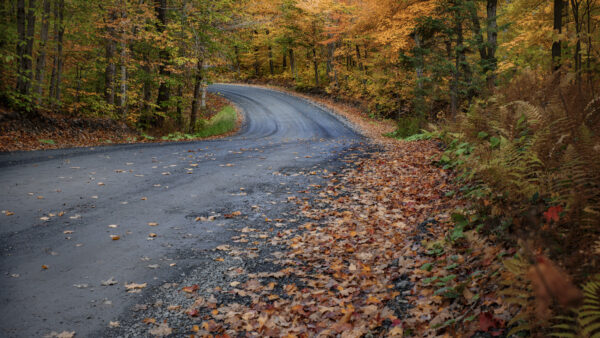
top-left (405, 71), bottom-right (600, 335)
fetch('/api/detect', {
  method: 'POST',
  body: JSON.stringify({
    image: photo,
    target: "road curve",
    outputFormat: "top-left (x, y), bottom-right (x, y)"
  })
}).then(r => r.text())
top-left (0, 85), bottom-right (362, 337)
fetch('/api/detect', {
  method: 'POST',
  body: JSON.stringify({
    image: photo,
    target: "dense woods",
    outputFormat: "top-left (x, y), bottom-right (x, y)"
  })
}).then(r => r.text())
top-left (1, 0), bottom-right (600, 335)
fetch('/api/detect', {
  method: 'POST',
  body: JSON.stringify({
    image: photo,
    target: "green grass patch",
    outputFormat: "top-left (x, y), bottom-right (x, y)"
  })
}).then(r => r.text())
top-left (38, 139), bottom-right (55, 145)
top-left (194, 105), bottom-right (237, 138)
top-left (159, 106), bottom-right (237, 141)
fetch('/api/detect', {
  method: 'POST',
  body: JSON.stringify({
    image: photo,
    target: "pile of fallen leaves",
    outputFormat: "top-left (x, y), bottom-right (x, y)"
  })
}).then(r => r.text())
top-left (152, 140), bottom-right (517, 337)
top-left (0, 108), bottom-right (138, 152)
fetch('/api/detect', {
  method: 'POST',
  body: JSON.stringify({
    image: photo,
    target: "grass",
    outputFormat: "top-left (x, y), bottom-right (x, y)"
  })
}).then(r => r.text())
top-left (160, 106), bottom-right (237, 141)
top-left (38, 139), bottom-right (55, 145)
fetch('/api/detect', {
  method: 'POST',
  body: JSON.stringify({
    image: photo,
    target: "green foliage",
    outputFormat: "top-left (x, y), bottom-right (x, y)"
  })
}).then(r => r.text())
top-left (193, 106), bottom-right (237, 138)
top-left (38, 139), bottom-right (55, 145)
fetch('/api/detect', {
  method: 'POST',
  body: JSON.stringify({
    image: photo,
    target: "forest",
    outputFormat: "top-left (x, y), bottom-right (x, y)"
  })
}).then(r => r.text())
top-left (1, 0), bottom-right (600, 336)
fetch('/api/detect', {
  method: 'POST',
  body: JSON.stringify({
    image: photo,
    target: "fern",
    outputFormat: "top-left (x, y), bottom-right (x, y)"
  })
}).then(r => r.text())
top-left (500, 255), bottom-right (535, 336)
top-left (551, 275), bottom-right (600, 338)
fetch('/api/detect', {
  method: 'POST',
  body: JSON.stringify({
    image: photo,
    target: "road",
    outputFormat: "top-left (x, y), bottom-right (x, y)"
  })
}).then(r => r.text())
top-left (0, 84), bottom-right (362, 337)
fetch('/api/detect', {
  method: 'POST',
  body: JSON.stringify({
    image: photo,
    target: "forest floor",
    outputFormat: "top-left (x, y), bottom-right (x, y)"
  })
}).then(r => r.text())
top-left (0, 93), bottom-right (235, 152)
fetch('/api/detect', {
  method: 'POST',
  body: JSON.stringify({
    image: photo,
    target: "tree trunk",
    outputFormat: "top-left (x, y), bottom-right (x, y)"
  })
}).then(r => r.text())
top-left (155, 0), bottom-right (170, 112)
top-left (313, 47), bottom-right (319, 86)
top-left (234, 45), bottom-right (240, 77)
top-left (16, 0), bottom-right (26, 94)
top-left (552, 0), bottom-right (564, 71)
top-left (142, 53), bottom-right (152, 114)
top-left (50, 0), bottom-right (64, 107)
top-left (289, 48), bottom-right (296, 80)
top-left (118, 3), bottom-right (128, 116)
top-left (105, 9), bottom-right (117, 106)
top-left (201, 82), bottom-right (206, 110)
top-left (414, 33), bottom-right (424, 90)
top-left (486, 0), bottom-right (497, 89)
top-left (23, 0), bottom-right (36, 96)
top-left (190, 59), bottom-right (203, 131)
top-left (34, 0), bottom-right (51, 105)
top-left (570, 0), bottom-right (582, 86)
top-left (119, 40), bottom-right (128, 116)
top-left (282, 47), bottom-right (287, 71)
top-left (266, 29), bottom-right (274, 75)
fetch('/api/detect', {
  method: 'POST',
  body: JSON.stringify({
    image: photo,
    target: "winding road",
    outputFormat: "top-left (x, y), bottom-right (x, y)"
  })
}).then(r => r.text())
top-left (0, 85), bottom-right (362, 337)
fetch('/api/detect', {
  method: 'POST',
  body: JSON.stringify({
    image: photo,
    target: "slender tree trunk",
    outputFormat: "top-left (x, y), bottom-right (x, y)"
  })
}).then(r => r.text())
top-left (34, 0), bottom-right (51, 105)
top-left (289, 48), bottom-right (296, 80)
top-left (282, 47), bottom-right (287, 71)
top-left (313, 47), bottom-right (319, 86)
top-left (234, 45), bottom-right (240, 77)
top-left (118, 2), bottom-right (128, 116)
top-left (50, 0), bottom-right (64, 107)
top-left (23, 0), bottom-right (36, 96)
top-left (49, 0), bottom-right (58, 100)
top-left (155, 0), bottom-right (170, 112)
top-left (570, 0), bottom-right (582, 86)
top-left (201, 81), bottom-right (206, 110)
top-left (355, 43), bottom-right (364, 72)
top-left (119, 41), bottom-right (127, 116)
top-left (190, 59), bottom-right (203, 131)
top-left (552, 0), bottom-right (564, 71)
top-left (16, 0), bottom-right (26, 94)
top-left (105, 9), bottom-right (117, 106)
top-left (266, 29), bottom-right (274, 75)
top-left (586, 0), bottom-right (592, 88)
top-left (142, 53), bottom-right (152, 114)
top-left (486, 0), bottom-right (498, 90)
top-left (414, 33), bottom-right (424, 91)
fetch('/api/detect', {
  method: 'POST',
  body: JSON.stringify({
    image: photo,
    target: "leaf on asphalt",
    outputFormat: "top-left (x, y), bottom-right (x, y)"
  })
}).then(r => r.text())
top-left (4, 211), bottom-right (14, 216)
top-left (142, 318), bottom-right (156, 324)
top-left (224, 211), bottom-right (242, 218)
top-left (63, 230), bottom-right (74, 234)
top-left (101, 277), bottom-right (118, 286)
top-left (97, 182), bottom-right (105, 186)
top-left (73, 284), bottom-right (89, 289)
top-left (182, 284), bottom-right (199, 293)
top-left (108, 224), bottom-right (118, 228)
top-left (148, 222), bottom-right (159, 226)
top-left (149, 322), bottom-right (172, 337)
top-left (148, 233), bottom-right (157, 238)
top-left (125, 282), bottom-right (147, 292)
top-left (41, 265), bottom-right (48, 270)
top-left (45, 331), bottom-right (75, 338)
top-left (216, 245), bottom-right (231, 251)
top-left (110, 235), bottom-right (120, 240)
top-left (109, 321), bottom-right (120, 328)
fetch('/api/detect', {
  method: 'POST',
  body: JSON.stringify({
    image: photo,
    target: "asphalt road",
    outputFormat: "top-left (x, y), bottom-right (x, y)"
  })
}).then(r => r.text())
top-left (0, 84), bottom-right (362, 337)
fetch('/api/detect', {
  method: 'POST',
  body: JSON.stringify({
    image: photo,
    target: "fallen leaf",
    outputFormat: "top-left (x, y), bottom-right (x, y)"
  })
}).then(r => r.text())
top-left (101, 277), bottom-right (118, 286)
top-left (109, 321), bottom-right (120, 328)
top-left (110, 235), bottom-right (120, 240)
top-left (149, 322), bottom-right (172, 336)
top-left (148, 233), bottom-right (157, 238)
top-left (182, 285), bottom-right (199, 293)
top-left (142, 318), bottom-right (156, 324)
top-left (148, 222), bottom-right (159, 226)
top-left (42, 265), bottom-right (48, 270)
top-left (125, 282), bottom-right (147, 291)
